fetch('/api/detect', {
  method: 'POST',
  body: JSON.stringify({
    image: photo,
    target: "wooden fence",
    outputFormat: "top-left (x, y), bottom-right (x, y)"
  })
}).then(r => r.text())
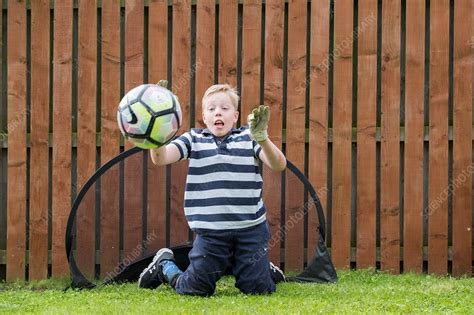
top-left (0, 0), bottom-right (473, 281)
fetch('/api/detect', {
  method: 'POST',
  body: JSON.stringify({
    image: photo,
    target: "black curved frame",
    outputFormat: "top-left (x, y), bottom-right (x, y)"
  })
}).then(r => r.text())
top-left (66, 147), bottom-right (336, 288)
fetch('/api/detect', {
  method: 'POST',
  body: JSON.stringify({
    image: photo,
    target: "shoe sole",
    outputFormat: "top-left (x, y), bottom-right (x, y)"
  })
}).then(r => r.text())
top-left (269, 262), bottom-right (286, 283)
top-left (138, 248), bottom-right (174, 287)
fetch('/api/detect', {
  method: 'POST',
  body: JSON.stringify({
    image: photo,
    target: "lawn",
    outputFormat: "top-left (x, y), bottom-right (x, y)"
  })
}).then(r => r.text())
top-left (0, 269), bottom-right (473, 314)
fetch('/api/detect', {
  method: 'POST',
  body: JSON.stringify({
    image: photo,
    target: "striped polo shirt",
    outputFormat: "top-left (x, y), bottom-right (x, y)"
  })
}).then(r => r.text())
top-left (170, 126), bottom-right (266, 230)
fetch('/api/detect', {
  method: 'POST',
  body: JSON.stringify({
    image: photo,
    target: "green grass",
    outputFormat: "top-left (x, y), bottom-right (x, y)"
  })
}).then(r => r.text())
top-left (1, 270), bottom-right (473, 314)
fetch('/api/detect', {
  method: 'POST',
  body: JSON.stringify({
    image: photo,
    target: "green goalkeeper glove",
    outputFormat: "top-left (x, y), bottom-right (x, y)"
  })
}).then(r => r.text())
top-left (247, 105), bottom-right (270, 142)
top-left (157, 80), bottom-right (169, 89)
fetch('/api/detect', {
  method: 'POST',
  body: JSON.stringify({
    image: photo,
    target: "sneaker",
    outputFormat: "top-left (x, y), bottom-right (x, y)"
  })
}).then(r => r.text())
top-left (138, 248), bottom-right (174, 289)
top-left (269, 262), bottom-right (286, 284)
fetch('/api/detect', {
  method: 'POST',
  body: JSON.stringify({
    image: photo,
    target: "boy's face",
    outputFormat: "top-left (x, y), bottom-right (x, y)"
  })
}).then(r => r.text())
top-left (202, 92), bottom-right (239, 137)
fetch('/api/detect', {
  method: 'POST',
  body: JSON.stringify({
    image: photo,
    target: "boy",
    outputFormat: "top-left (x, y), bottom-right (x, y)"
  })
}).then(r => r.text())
top-left (138, 84), bottom-right (286, 296)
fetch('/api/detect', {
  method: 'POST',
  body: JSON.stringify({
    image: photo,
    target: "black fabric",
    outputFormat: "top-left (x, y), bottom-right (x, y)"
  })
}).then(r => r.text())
top-left (291, 234), bottom-right (338, 283)
top-left (66, 147), bottom-right (337, 289)
top-left (69, 254), bottom-right (96, 289)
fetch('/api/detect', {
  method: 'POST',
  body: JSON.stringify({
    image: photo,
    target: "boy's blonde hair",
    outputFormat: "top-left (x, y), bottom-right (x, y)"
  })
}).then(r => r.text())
top-left (202, 84), bottom-right (239, 110)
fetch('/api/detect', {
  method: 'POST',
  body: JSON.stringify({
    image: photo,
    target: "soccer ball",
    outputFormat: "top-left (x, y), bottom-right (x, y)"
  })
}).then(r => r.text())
top-left (117, 84), bottom-right (182, 149)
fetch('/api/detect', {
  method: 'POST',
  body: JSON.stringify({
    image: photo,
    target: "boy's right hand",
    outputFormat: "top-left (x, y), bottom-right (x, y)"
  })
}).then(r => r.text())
top-left (248, 105), bottom-right (270, 142)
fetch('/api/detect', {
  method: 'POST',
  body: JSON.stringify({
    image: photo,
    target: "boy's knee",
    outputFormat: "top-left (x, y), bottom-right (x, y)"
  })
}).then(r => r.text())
top-left (236, 277), bottom-right (276, 295)
top-left (175, 273), bottom-right (216, 297)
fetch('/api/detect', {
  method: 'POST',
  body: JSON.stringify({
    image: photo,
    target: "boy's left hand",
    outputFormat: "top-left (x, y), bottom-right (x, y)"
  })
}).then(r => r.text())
top-left (157, 80), bottom-right (169, 89)
top-left (248, 105), bottom-right (270, 142)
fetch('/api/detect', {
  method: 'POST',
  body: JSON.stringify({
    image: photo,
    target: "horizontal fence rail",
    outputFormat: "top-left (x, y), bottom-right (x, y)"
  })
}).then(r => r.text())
top-left (0, 0), bottom-right (473, 281)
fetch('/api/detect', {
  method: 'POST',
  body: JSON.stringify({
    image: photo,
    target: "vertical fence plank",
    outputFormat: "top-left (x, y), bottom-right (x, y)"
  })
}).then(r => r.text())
top-left (356, 0), bottom-right (377, 269)
top-left (52, 0), bottom-right (73, 277)
top-left (196, 0), bottom-right (215, 126)
top-left (242, 4), bottom-right (263, 263)
top-left (0, 0), bottom-right (4, 261)
top-left (263, 0), bottom-right (284, 266)
top-left (308, 0), bottom-right (330, 265)
top-left (241, 0), bottom-right (261, 119)
top-left (124, 0), bottom-right (145, 258)
top-left (29, 0), bottom-right (50, 280)
top-left (452, 0), bottom-right (472, 276)
top-left (380, 0), bottom-right (401, 273)
top-left (6, 0), bottom-right (27, 281)
top-left (428, 0), bottom-right (449, 275)
top-left (218, 0), bottom-right (237, 86)
top-left (76, 0), bottom-right (98, 277)
top-left (171, 0), bottom-right (191, 245)
top-left (403, 0), bottom-right (425, 273)
top-left (285, 0), bottom-right (306, 272)
top-left (100, 0), bottom-right (121, 278)
top-left (331, 0), bottom-right (352, 270)
top-left (147, 0), bottom-right (168, 253)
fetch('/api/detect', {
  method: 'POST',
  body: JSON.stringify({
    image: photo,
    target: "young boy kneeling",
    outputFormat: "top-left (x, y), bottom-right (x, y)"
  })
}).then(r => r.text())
top-left (138, 84), bottom-right (286, 296)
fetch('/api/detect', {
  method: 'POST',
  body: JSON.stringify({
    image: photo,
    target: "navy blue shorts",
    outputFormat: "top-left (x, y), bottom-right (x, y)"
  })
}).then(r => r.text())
top-left (175, 222), bottom-right (276, 296)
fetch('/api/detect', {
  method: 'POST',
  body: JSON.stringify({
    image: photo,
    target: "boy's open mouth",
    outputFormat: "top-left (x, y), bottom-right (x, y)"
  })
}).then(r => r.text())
top-left (214, 120), bottom-right (224, 127)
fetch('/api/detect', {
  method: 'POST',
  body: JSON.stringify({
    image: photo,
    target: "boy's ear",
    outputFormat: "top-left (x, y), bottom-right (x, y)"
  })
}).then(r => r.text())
top-left (234, 111), bottom-right (239, 123)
